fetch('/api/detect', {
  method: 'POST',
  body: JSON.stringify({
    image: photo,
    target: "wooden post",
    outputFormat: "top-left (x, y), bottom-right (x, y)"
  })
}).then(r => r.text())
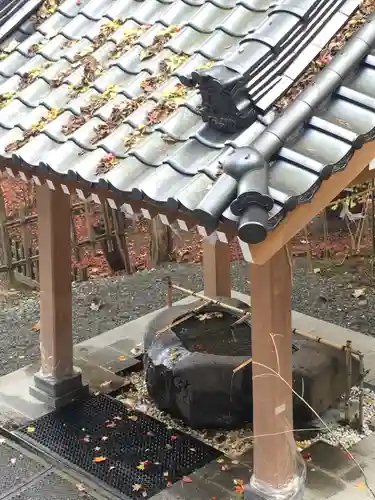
top-left (203, 237), bottom-right (231, 298)
top-left (30, 185), bottom-right (87, 408)
top-left (246, 245), bottom-right (298, 496)
top-left (0, 190), bottom-right (14, 285)
top-left (149, 216), bottom-right (173, 268)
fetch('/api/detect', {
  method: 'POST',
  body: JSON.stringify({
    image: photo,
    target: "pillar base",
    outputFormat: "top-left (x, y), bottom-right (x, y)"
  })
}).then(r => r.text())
top-left (30, 368), bottom-right (89, 409)
top-left (244, 475), bottom-right (305, 500)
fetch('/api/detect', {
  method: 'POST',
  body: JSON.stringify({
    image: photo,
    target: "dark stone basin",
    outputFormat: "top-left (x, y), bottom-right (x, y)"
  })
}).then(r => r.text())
top-left (144, 298), bottom-right (359, 430)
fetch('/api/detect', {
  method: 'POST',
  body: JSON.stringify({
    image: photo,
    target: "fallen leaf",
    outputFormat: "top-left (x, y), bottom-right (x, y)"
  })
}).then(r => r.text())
top-left (234, 478), bottom-right (245, 494)
top-left (90, 299), bottom-right (101, 311)
top-left (182, 476), bottom-right (192, 483)
top-left (352, 288), bottom-right (366, 299)
top-left (119, 355), bottom-right (126, 361)
top-left (31, 321), bottom-right (40, 332)
top-left (356, 483), bottom-right (367, 489)
top-left (26, 426), bottom-right (36, 434)
top-left (93, 456), bottom-right (107, 463)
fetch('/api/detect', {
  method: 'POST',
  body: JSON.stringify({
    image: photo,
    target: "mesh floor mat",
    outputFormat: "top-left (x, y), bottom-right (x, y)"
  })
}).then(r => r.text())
top-left (18, 394), bottom-right (220, 499)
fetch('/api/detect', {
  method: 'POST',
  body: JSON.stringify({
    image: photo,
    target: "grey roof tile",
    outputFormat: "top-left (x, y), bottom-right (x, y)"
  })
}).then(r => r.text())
top-left (156, 1), bottom-right (201, 26)
top-left (237, 0), bottom-right (273, 11)
top-left (187, 3), bottom-right (232, 33)
top-left (196, 30), bottom-right (239, 60)
top-left (105, 156), bottom-right (155, 196)
top-left (0, 0), bottom-right (370, 245)
top-left (0, 50), bottom-right (29, 76)
top-left (38, 12), bottom-right (73, 37)
top-left (157, 105), bottom-right (203, 140)
top-left (57, 0), bottom-right (91, 18)
top-left (166, 26), bottom-right (207, 55)
top-left (220, 5), bottom-right (267, 37)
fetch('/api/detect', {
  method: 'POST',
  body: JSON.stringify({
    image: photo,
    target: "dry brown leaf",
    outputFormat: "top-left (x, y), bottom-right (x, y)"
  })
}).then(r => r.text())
top-left (32, 320), bottom-right (40, 332)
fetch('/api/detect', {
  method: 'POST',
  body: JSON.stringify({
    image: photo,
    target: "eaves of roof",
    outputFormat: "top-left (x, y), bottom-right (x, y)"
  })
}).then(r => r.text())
top-left (0, 0), bottom-right (372, 246)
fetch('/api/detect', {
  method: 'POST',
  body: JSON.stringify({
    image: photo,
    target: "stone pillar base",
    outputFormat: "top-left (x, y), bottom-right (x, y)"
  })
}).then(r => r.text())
top-left (30, 368), bottom-right (89, 409)
top-left (244, 475), bottom-right (305, 500)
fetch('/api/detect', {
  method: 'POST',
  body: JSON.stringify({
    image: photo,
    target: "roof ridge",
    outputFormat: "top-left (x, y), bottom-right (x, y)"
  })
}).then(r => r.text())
top-left (193, 13), bottom-right (375, 244)
top-left (191, 0), bottom-right (359, 133)
top-left (0, 0), bottom-right (42, 44)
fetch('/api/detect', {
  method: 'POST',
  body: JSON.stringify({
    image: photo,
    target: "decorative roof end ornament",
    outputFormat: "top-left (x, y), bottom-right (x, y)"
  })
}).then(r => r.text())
top-left (192, 65), bottom-right (257, 134)
top-left (220, 147), bottom-right (274, 244)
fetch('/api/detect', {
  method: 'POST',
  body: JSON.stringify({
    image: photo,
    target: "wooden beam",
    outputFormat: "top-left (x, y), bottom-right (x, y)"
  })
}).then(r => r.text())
top-left (249, 245), bottom-right (295, 491)
top-left (203, 236), bottom-right (231, 298)
top-left (247, 142), bottom-right (375, 265)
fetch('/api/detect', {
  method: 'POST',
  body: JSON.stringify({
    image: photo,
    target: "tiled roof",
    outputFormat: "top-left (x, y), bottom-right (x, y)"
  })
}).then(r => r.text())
top-left (0, 0), bottom-right (371, 244)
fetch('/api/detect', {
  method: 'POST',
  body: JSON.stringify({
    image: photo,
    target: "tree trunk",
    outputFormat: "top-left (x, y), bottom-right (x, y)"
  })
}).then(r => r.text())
top-left (149, 217), bottom-right (173, 267)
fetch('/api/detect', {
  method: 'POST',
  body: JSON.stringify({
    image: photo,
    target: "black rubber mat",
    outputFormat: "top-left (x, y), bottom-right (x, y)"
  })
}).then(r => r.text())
top-left (18, 394), bottom-right (220, 499)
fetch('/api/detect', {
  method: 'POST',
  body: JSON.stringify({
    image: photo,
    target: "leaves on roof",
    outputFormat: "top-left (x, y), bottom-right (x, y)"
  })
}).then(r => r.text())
top-left (5, 108), bottom-right (62, 152)
top-left (92, 19), bottom-right (125, 49)
top-left (140, 25), bottom-right (181, 60)
top-left (275, 0), bottom-right (375, 110)
top-left (32, 0), bottom-right (64, 26)
top-left (141, 54), bottom-right (189, 92)
top-left (68, 55), bottom-right (104, 97)
top-left (96, 152), bottom-right (120, 175)
top-left (110, 26), bottom-right (148, 59)
top-left (196, 60), bottom-right (216, 71)
top-left (91, 95), bottom-right (146, 144)
top-left (0, 92), bottom-right (16, 109)
top-left (19, 68), bottom-right (43, 90)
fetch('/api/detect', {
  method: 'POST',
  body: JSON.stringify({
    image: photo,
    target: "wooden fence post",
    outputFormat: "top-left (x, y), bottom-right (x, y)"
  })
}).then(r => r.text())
top-left (149, 216), bottom-right (173, 267)
top-left (0, 190), bottom-right (14, 285)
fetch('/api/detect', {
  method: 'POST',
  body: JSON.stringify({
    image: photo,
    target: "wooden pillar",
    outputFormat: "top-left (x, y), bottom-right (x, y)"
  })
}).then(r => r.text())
top-left (247, 245), bottom-right (297, 495)
top-left (30, 184), bottom-right (87, 408)
top-left (203, 237), bottom-right (231, 298)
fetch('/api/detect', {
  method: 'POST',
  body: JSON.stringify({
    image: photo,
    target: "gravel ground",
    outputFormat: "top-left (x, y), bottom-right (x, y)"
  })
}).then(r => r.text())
top-left (0, 258), bottom-right (374, 376)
